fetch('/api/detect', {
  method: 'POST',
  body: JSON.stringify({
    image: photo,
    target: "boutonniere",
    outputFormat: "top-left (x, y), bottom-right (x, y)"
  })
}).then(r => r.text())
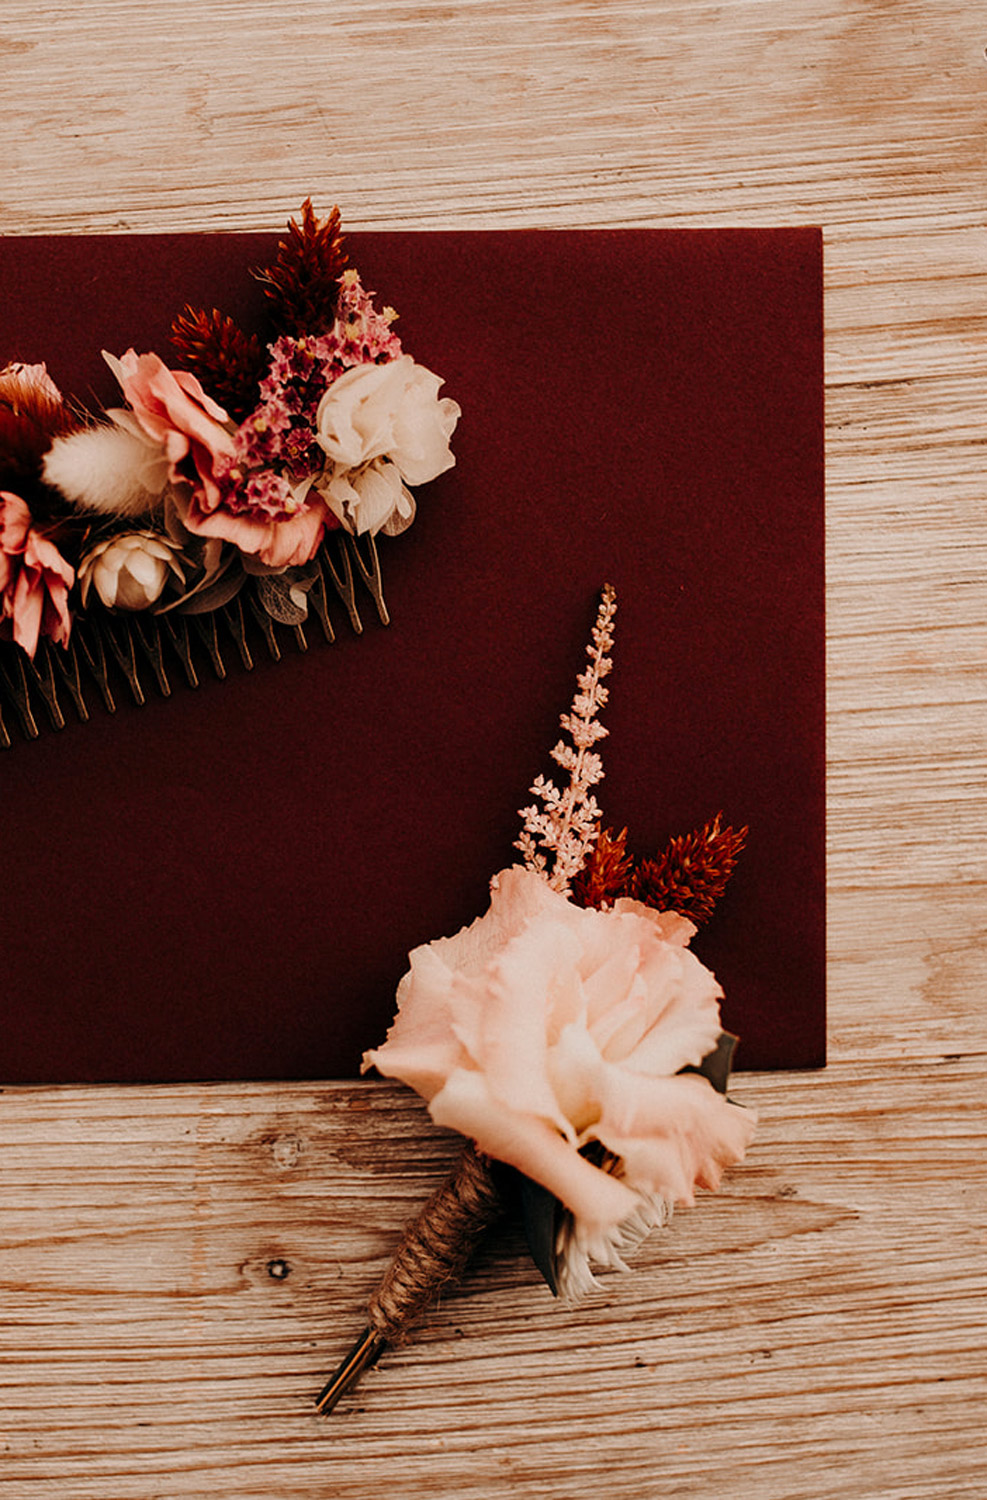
top-left (316, 584), bottom-right (756, 1413)
top-left (0, 203), bottom-right (459, 742)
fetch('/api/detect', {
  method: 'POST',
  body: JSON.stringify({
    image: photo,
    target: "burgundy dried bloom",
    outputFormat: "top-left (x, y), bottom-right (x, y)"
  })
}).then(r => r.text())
top-left (0, 362), bottom-right (80, 492)
top-left (628, 814), bottom-right (747, 926)
top-left (169, 307), bottom-right (267, 423)
top-left (254, 199), bottom-right (348, 337)
top-left (570, 826), bottom-right (634, 909)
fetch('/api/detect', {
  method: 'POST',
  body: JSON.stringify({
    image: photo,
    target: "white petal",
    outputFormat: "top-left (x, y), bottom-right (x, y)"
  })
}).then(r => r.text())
top-left (556, 1191), bottom-right (671, 1302)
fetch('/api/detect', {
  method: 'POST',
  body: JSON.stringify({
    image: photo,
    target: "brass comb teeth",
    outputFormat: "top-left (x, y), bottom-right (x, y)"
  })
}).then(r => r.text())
top-left (0, 531), bottom-right (388, 748)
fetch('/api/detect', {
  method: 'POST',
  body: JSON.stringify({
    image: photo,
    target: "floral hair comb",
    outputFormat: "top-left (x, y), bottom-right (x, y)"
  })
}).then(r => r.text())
top-left (0, 202), bottom-right (460, 746)
top-left (315, 584), bottom-right (756, 1414)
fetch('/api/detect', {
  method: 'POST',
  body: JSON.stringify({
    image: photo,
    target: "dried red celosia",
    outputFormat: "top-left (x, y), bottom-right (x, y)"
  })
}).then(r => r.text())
top-left (628, 813), bottom-right (748, 925)
top-left (169, 307), bottom-right (267, 423)
top-left (570, 825), bottom-right (634, 909)
top-left (254, 198), bottom-right (348, 337)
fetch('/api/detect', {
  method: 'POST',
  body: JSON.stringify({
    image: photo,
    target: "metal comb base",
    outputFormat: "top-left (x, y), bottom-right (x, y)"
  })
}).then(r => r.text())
top-left (0, 531), bottom-right (389, 748)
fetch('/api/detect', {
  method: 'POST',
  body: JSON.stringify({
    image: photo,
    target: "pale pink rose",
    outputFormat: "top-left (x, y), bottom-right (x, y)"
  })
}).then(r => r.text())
top-left (365, 866), bottom-right (756, 1244)
top-left (0, 492), bottom-right (74, 657)
top-left (109, 349), bottom-right (235, 509)
top-left (315, 355), bottom-right (460, 534)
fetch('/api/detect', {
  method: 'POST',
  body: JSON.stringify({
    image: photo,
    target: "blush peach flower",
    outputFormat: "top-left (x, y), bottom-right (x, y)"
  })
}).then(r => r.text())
top-left (0, 492), bottom-right (74, 657)
top-left (167, 473), bottom-right (332, 570)
top-left (365, 865), bottom-right (756, 1271)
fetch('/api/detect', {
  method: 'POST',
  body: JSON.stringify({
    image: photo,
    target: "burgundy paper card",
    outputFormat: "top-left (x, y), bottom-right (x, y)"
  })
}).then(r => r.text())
top-left (0, 226), bottom-right (824, 1083)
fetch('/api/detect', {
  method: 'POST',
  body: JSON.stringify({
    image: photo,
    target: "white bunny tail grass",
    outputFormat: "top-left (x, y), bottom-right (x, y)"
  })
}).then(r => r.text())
top-left (43, 418), bottom-right (168, 518)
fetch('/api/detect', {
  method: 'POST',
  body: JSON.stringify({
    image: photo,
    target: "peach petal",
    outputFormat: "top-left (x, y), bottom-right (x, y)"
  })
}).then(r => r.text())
top-left (430, 1068), bottom-right (642, 1231)
top-left (612, 899), bottom-right (697, 947)
top-left (11, 570), bottom-right (44, 655)
top-left (595, 1075), bottom-right (757, 1205)
top-left (0, 491), bottom-right (31, 551)
top-left (114, 350), bottom-right (234, 510)
top-left (181, 495), bottom-right (327, 568)
top-left (364, 951), bottom-right (468, 1101)
top-left (449, 920), bottom-right (580, 1130)
top-left (1, 493), bottom-right (74, 656)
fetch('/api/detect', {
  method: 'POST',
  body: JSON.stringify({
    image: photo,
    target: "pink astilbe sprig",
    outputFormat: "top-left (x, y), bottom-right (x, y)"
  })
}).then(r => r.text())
top-left (515, 583), bottom-right (616, 893)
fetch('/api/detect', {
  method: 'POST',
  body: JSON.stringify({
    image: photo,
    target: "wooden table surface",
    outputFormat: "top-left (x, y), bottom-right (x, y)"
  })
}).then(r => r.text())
top-left (2, 3), bottom-right (985, 1497)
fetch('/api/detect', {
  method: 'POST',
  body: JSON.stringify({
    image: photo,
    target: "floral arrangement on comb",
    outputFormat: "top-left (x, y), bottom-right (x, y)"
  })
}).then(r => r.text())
top-left (0, 203), bottom-right (459, 742)
top-left (316, 584), bottom-right (756, 1414)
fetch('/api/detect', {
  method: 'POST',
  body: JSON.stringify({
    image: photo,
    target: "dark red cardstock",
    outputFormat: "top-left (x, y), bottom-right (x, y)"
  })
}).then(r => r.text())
top-left (1, 226), bottom-right (824, 1083)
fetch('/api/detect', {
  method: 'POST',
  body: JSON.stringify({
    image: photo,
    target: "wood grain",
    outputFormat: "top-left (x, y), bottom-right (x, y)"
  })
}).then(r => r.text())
top-left (2, 1069), bottom-right (985, 1498)
top-left (2, 1), bottom-right (985, 1495)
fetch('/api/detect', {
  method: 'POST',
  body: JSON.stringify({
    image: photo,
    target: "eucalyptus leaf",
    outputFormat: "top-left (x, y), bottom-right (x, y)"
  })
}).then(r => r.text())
top-left (256, 572), bottom-right (310, 625)
top-left (173, 565), bottom-right (247, 616)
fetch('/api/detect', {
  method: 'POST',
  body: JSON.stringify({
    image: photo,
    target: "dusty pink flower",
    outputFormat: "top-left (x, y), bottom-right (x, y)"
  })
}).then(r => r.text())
top-left (109, 348), bottom-right (235, 508)
top-left (0, 491), bottom-right (74, 657)
top-left (110, 351), bottom-right (333, 569)
top-left (169, 476), bottom-right (333, 569)
top-left (365, 866), bottom-right (756, 1248)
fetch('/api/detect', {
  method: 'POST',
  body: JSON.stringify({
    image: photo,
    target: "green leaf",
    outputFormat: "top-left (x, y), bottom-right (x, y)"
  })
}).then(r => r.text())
top-left (683, 1031), bottom-right (738, 1095)
top-left (501, 1166), bottom-right (561, 1296)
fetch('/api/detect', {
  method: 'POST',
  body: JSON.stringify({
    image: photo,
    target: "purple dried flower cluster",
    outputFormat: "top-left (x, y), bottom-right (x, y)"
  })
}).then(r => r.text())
top-left (221, 467), bottom-right (298, 520)
top-left (217, 271), bottom-right (404, 521)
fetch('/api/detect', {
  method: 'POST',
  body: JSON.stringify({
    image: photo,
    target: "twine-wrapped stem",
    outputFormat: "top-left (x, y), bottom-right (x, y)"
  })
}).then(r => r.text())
top-left (315, 1141), bottom-right (503, 1414)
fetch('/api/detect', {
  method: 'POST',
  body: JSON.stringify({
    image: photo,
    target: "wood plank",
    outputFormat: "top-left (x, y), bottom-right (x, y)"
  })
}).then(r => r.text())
top-left (2, 1067), bottom-right (985, 1498)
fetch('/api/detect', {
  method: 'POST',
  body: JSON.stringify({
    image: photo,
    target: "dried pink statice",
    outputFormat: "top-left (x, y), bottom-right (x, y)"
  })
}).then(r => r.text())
top-left (515, 584), bottom-right (616, 894)
top-left (229, 271), bottom-right (405, 491)
top-left (331, 268), bottom-right (403, 368)
top-left (219, 466), bottom-right (301, 521)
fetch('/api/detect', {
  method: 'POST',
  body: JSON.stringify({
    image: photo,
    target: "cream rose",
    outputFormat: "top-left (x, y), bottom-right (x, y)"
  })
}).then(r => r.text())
top-left (365, 866), bottom-right (756, 1259)
top-left (314, 355), bottom-right (460, 535)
